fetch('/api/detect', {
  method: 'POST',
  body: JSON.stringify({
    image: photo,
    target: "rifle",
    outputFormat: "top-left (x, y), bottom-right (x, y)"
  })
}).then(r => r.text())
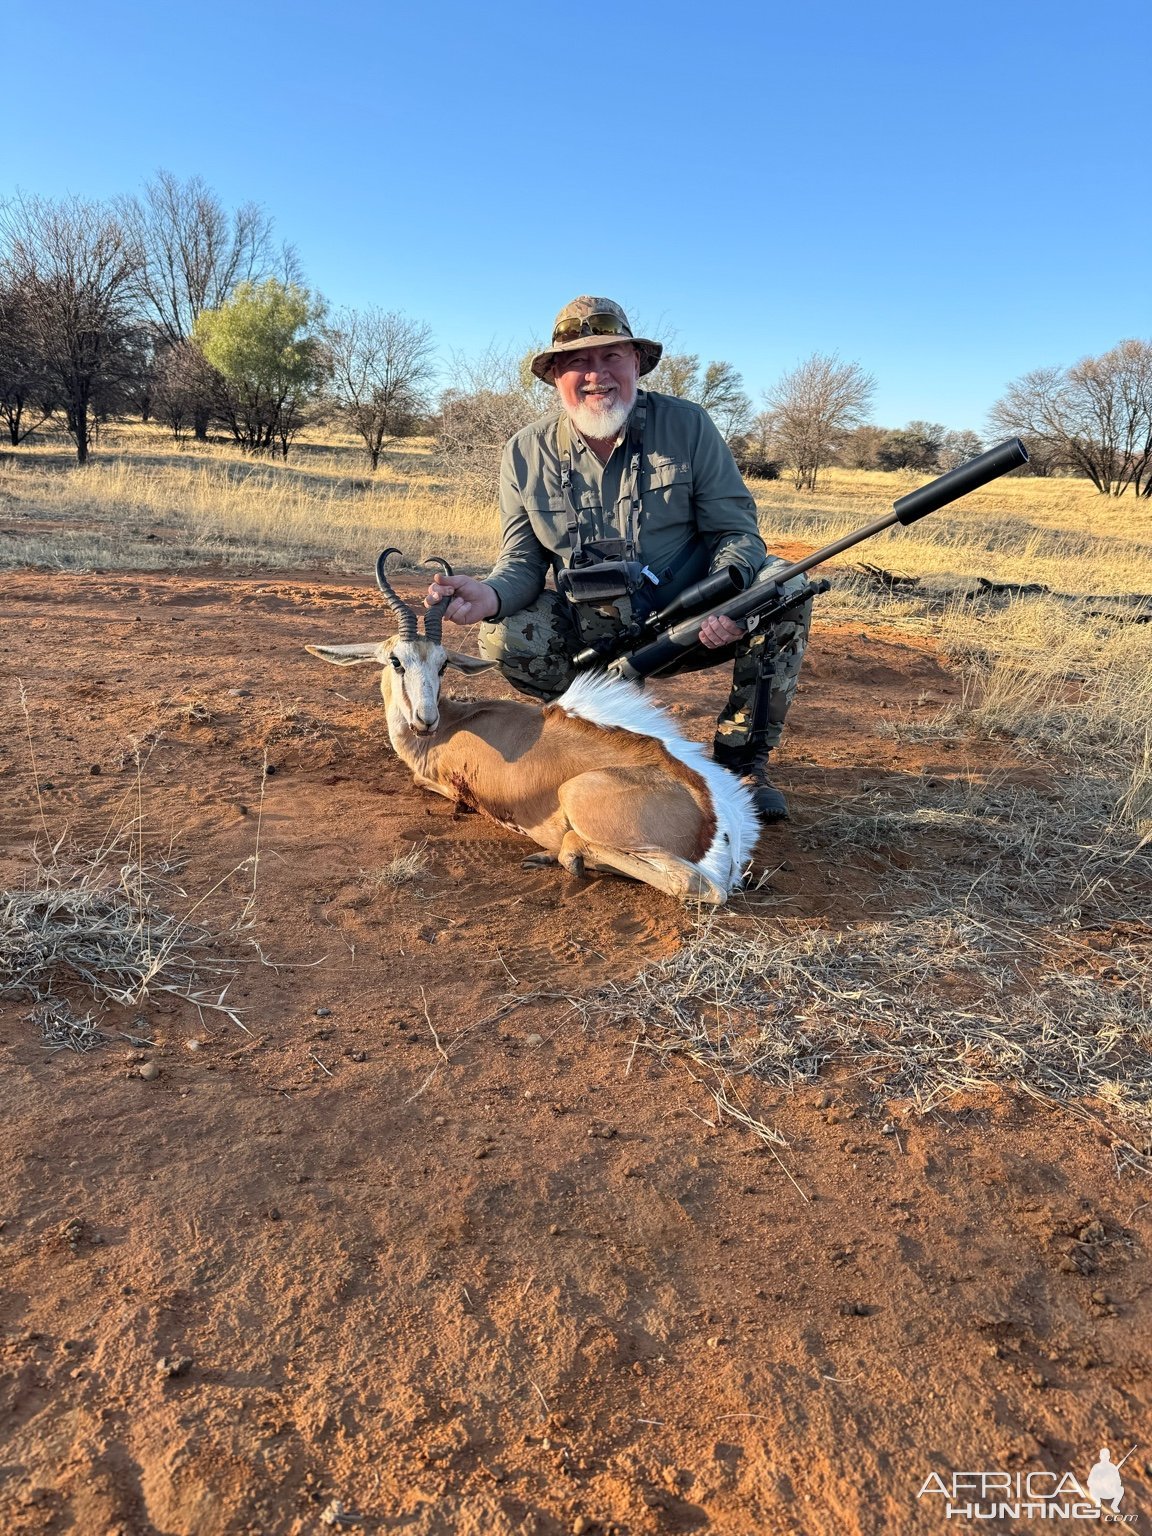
top-left (587, 437), bottom-right (1030, 683)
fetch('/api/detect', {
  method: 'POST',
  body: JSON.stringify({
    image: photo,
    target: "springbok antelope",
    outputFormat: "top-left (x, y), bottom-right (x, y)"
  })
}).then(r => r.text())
top-left (307, 551), bottom-right (759, 904)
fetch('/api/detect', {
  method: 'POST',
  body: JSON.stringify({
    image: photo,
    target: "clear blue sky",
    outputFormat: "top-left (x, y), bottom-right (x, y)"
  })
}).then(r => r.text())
top-left (7, 0), bottom-right (1149, 431)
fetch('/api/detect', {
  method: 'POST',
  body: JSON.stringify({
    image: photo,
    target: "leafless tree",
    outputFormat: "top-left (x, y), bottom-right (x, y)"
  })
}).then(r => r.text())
top-left (0, 195), bottom-right (143, 464)
top-left (0, 279), bottom-right (56, 444)
top-left (763, 353), bottom-right (875, 491)
top-left (645, 352), bottom-right (752, 439)
top-left (123, 170), bottom-right (296, 345)
top-left (121, 171), bottom-right (298, 440)
top-left (151, 339), bottom-right (222, 443)
top-left (435, 345), bottom-right (551, 498)
top-left (324, 308), bottom-right (435, 469)
top-left (838, 423), bottom-right (887, 469)
top-left (938, 429), bottom-right (984, 471)
top-left (989, 340), bottom-right (1152, 496)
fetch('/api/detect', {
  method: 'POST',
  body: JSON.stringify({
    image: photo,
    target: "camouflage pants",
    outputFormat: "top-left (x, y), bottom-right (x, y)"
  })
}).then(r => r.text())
top-left (477, 557), bottom-right (812, 761)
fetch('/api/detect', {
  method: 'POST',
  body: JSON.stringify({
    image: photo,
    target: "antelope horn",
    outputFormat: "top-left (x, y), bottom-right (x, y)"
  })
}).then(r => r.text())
top-left (375, 548), bottom-right (418, 641)
top-left (422, 554), bottom-right (454, 644)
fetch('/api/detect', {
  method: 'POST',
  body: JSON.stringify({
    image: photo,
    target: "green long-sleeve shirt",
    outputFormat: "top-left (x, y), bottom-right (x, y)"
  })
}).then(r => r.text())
top-left (485, 390), bottom-right (767, 617)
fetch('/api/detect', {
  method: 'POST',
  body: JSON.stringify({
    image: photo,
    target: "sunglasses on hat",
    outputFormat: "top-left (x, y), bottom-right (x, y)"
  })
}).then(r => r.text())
top-left (551, 312), bottom-right (634, 345)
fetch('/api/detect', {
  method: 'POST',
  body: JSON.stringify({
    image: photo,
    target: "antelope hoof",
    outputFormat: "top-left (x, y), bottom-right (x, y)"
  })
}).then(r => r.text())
top-left (521, 852), bottom-right (557, 868)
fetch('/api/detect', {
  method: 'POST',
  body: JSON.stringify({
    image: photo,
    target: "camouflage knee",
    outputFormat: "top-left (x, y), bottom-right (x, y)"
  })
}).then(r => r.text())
top-left (477, 592), bottom-right (582, 701)
top-left (714, 562), bottom-right (813, 757)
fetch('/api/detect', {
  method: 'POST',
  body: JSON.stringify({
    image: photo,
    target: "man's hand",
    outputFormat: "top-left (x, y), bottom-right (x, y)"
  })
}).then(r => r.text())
top-left (698, 612), bottom-right (745, 649)
top-left (426, 574), bottom-right (500, 626)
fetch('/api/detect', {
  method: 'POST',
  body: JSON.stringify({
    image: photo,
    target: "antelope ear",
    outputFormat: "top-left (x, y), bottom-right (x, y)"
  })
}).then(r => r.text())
top-left (444, 651), bottom-right (498, 674)
top-left (306, 643), bottom-right (388, 667)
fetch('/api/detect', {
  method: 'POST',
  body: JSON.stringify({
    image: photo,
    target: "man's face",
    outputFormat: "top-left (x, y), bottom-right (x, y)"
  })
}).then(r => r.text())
top-left (553, 343), bottom-right (641, 437)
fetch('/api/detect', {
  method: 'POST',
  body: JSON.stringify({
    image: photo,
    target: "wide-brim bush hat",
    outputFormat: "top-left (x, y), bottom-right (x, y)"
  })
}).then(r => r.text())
top-left (530, 296), bottom-right (663, 383)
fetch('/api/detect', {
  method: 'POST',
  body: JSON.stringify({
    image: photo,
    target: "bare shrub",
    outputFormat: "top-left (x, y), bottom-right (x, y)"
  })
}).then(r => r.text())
top-left (763, 352), bottom-right (875, 491)
top-left (990, 340), bottom-right (1152, 497)
top-left (325, 307), bottom-right (435, 469)
top-left (435, 345), bottom-right (551, 500)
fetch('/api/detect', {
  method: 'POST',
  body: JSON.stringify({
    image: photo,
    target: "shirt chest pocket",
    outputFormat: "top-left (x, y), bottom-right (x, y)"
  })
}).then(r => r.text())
top-left (525, 492), bottom-right (572, 553)
top-left (643, 460), bottom-right (693, 528)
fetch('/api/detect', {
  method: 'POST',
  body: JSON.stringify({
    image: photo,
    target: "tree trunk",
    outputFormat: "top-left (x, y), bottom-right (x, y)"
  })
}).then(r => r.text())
top-left (194, 405), bottom-right (210, 441)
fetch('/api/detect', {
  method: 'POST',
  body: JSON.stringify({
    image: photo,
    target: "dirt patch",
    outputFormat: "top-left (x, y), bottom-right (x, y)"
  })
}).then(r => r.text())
top-left (1, 567), bottom-right (1150, 1535)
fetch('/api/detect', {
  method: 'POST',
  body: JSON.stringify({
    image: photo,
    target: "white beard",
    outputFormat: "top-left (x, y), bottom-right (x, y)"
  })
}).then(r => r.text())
top-left (565, 391), bottom-right (634, 442)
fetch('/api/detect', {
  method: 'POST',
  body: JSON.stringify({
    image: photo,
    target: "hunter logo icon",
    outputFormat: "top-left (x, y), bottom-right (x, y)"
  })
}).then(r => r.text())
top-left (1087, 1447), bottom-right (1129, 1513)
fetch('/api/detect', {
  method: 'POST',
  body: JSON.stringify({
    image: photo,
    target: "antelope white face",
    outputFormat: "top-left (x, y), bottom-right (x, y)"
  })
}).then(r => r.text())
top-left (306, 635), bottom-right (495, 740)
top-left (381, 636), bottom-right (449, 736)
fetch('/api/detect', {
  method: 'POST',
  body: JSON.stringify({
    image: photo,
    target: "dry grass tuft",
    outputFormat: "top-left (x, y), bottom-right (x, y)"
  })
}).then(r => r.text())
top-left (362, 842), bottom-right (431, 889)
top-left (0, 427), bottom-right (498, 575)
top-left (31, 998), bottom-right (108, 1053)
top-left (0, 845), bottom-right (246, 1035)
top-left (579, 913), bottom-right (1152, 1138)
top-left (751, 465), bottom-right (1152, 595)
top-left (804, 774), bottom-right (1152, 924)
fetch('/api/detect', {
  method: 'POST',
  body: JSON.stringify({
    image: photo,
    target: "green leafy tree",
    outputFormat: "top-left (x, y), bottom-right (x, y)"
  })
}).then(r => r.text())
top-left (194, 279), bottom-right (328, 458)
top-left (646, 350), bottom-right (700, 399)
top-left (876, 420), bottom-right (945, 472)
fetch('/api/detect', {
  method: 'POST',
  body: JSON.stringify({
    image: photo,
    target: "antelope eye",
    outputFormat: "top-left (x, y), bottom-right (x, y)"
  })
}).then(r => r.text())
top-left (389, 656), bottom-right (404, 672)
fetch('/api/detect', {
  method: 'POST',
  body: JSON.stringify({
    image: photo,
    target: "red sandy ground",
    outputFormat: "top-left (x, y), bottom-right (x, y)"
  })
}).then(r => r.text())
top-left (0, 562), bottom-right (1149, 1536)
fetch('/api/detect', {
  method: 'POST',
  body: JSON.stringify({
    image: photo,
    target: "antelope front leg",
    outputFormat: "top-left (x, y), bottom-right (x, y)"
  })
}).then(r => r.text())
top-left (521, 850), bottom-right (558, 869)
top-left (412, 773), bottom-right (458, 803)
top-left (558, 830), bottom-right (590, 878)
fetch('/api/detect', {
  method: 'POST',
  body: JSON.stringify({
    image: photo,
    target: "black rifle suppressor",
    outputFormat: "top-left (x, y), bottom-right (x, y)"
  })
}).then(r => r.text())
top-left (596, 436), bottom-right (1029, 684)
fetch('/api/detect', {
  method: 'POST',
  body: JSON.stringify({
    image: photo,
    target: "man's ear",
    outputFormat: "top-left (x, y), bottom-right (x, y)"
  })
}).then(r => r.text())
top-left (306, 643), bottom-right (388, 667)
top-left (445, 651), bottom-right (498, 675)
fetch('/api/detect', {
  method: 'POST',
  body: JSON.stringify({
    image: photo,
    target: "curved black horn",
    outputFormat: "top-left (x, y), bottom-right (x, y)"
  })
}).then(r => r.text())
top-left (421, 554), bottom-right (454, 644)
top-left (375, 548), bottom-right (418, 641)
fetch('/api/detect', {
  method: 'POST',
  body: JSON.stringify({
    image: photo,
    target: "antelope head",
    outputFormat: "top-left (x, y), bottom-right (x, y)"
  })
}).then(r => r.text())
top-left (307, 550), bottom-right (494, 737)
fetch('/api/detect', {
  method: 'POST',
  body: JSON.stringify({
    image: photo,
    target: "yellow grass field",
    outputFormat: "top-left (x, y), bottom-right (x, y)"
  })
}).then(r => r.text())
top-left (2, 420), bottom-right (1150, 836)
top-left (3, 422), bottom-right (1151, 595)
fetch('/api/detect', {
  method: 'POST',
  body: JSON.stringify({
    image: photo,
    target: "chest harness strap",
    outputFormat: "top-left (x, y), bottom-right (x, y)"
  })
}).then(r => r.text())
top-left (557, 393), bottom-right (648, 566)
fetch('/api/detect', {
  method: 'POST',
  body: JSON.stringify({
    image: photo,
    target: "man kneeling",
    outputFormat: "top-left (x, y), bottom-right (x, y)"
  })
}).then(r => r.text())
top-left (427, 296), bottom-right (811, 822)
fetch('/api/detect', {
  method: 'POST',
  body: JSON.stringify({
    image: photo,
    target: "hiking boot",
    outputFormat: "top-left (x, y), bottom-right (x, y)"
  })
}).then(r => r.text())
top-left (716, 750), bottom-right (789, 822)
top-left (743, 758), bottom-right (788, 822)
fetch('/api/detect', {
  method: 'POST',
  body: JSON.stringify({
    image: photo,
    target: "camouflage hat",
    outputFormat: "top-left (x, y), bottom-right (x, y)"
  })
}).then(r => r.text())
top-left (530, 296), bottom-right (663, 384)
